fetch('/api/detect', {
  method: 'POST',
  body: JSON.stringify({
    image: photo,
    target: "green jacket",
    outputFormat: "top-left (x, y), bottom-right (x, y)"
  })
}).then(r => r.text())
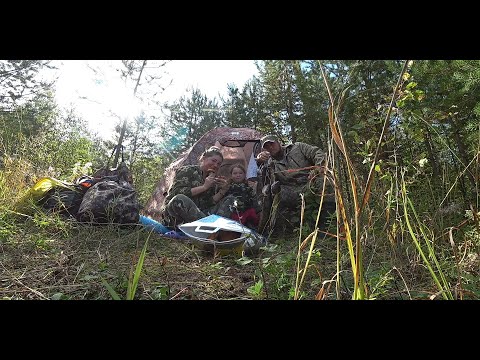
top-left (270, 142), bottom-right (325, 187)
top-left (163, 165), bottom-right (216, 212)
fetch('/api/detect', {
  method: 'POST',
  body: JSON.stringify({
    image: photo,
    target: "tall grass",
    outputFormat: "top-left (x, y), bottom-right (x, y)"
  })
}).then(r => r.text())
top-left (295, 60), bottom-right (410, 300)
top-left (126, 233), bottom-right (150, 300)
top-left (401, 172), bottom-right (454, 300)
top-left (101, 233), bottom-right (151, 300)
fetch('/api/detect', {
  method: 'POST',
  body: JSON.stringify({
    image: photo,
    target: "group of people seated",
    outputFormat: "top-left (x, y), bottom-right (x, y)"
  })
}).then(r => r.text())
top-left (161, 134), bottom-right (336, 236)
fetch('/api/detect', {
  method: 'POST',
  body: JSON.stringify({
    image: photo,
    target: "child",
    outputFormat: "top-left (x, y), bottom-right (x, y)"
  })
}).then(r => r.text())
top-left (220, 163), bottom-right (259, 228)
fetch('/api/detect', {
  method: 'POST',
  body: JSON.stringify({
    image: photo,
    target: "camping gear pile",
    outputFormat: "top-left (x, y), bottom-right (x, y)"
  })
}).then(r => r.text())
top-left (15, 176), bottom-right (89, 217)
top-left (16, 128), bottom-right (269, 256)
top-left (76, 160), bottom-right (139, 225)
top-left (16, 146), bottom-right (140, 226)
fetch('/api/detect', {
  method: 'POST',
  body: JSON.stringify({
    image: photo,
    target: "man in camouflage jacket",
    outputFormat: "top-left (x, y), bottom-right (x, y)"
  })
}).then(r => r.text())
top-left (256, 135), bottom-right (335, 233)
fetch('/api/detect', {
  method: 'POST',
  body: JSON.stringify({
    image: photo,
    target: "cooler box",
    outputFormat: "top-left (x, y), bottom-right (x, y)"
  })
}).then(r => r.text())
top-left (179, 215), bottom-right (252, 254)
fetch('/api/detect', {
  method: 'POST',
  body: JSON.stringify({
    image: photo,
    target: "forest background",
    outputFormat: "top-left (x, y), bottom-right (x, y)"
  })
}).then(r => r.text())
top-left (1, 60), bottom-right (478, 300)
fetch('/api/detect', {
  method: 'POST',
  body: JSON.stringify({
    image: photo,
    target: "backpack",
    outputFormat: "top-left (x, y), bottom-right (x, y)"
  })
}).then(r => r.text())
top-left (40, 184), bottom-right (87, 217)
top-left (76, 146), bottom-right (140, 225)
top-left (18, 177), bottom-right (89, 217)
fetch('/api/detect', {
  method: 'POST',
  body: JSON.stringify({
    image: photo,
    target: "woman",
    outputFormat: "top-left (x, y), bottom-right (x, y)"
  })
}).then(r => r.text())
top-left (162, 146), bottom-right (235, 227)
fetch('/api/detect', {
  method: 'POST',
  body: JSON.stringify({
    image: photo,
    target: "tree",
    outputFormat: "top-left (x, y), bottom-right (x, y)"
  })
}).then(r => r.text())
top-left (162, 88), bottom-right (224, 156)
top-left (82, 60), bottom-right (171, 167)
top-left (221, 76), bottom-right (267, 131)
top-left (0, 60), bottom-right (55, 110)
top-left (258, 60), bottom-right (304, 141)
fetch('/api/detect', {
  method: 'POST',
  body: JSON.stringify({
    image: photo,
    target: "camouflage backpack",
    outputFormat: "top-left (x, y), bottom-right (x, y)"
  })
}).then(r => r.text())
top-left (76, 147), bottom-right (140, 225)
top-left (40, 183), bottom-right (87, 217)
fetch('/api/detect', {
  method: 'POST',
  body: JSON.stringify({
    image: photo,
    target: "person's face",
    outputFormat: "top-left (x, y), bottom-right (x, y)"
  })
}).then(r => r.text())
top-left (201, 154), bottom-right (223, 173)
top-left (263, 141), bottom-right (281, 156)
top-left (231, 167), bottom-right (246, 183)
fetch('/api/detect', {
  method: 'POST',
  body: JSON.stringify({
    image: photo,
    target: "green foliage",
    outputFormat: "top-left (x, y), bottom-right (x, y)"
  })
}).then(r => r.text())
top-left (0, 210), bottom-right (16, 243)
top-left (0, 60), bottom-right (54, 109)
top-left (151, 285), bottom-right (170, 300)
top-left (251, 243), bottom-right (301, 299)
top-left (101, 277), bottom-right (122, 300)
top-left (402, 174), bottom-right (454, 300)
top-left (131, 155), bottom-right (168, 206)
top-left (237, 243), bottom-right (300, 300)
top-left (127, 236), bottom-right (149, 300)
top-left (163, 88), bottom-right (225, 154)
top-left (247, 280), bottom-right (264, 299)
top-left (366, 268), bottom-right (396, 300)
top-left (100, 236), bottom-right (150, 300)
top-left (222, 78), bottom-right (267, 129)
top-left (0, 95), bottom-right (99, 182)
top-left (51, 292), bottom-right (70, 300)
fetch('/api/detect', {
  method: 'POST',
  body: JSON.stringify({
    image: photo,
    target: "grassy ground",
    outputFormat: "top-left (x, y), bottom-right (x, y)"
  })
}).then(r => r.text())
top-left (0, 205), bottom-right (363, 300)
top-left (0, 216), bottom-right (255, 300)
top-left (1, 208), bottom-right (478, 300)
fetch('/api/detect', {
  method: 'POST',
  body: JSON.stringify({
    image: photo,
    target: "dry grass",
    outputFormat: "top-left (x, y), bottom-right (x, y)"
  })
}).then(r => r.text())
top-left (0, 219), bottom-right (261, 300)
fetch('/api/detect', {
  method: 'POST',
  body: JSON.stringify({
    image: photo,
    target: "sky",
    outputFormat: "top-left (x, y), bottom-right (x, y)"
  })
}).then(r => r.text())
top-left (47, 60), bottom-right (259, 139)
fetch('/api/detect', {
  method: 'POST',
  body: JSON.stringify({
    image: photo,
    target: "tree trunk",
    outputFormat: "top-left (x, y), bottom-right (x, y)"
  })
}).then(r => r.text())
top-left (113, 60), bottom-right (147, 168)
top-left (113, 119), bottom-right (126, 167)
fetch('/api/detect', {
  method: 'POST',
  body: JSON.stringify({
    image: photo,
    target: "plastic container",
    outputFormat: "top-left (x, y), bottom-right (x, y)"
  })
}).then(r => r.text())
top-left (139, 215), bottom-right (169, 234)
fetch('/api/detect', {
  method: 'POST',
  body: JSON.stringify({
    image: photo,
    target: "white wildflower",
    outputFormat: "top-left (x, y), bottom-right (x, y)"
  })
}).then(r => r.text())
top-left (418, 158), bottom-right (428, 168)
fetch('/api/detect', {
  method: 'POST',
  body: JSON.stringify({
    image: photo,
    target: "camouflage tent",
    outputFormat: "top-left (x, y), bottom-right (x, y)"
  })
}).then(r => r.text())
top-left (143, 127), bottom-right (263, 222)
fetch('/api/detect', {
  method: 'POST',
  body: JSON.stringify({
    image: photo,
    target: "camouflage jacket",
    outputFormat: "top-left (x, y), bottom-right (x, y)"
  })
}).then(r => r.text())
top-left (163, 165), bottom-right (215, 213)
top-left (225, 182), bottom-right (256, 212)
top-left (270, 142), bottom-right (325, 188)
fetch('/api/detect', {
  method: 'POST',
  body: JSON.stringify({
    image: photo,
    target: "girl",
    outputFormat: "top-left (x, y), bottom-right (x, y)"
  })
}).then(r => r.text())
top-left (220, 163), bottom-right (259, 228)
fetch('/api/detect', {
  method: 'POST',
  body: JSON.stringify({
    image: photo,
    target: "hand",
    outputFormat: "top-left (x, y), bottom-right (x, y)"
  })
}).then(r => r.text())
top-left (256, 151), bottom-right (271, 164)
top-left (204, 173), bottom-right (216, 189)
top-left (216, 176), bottom-right (230, 191)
